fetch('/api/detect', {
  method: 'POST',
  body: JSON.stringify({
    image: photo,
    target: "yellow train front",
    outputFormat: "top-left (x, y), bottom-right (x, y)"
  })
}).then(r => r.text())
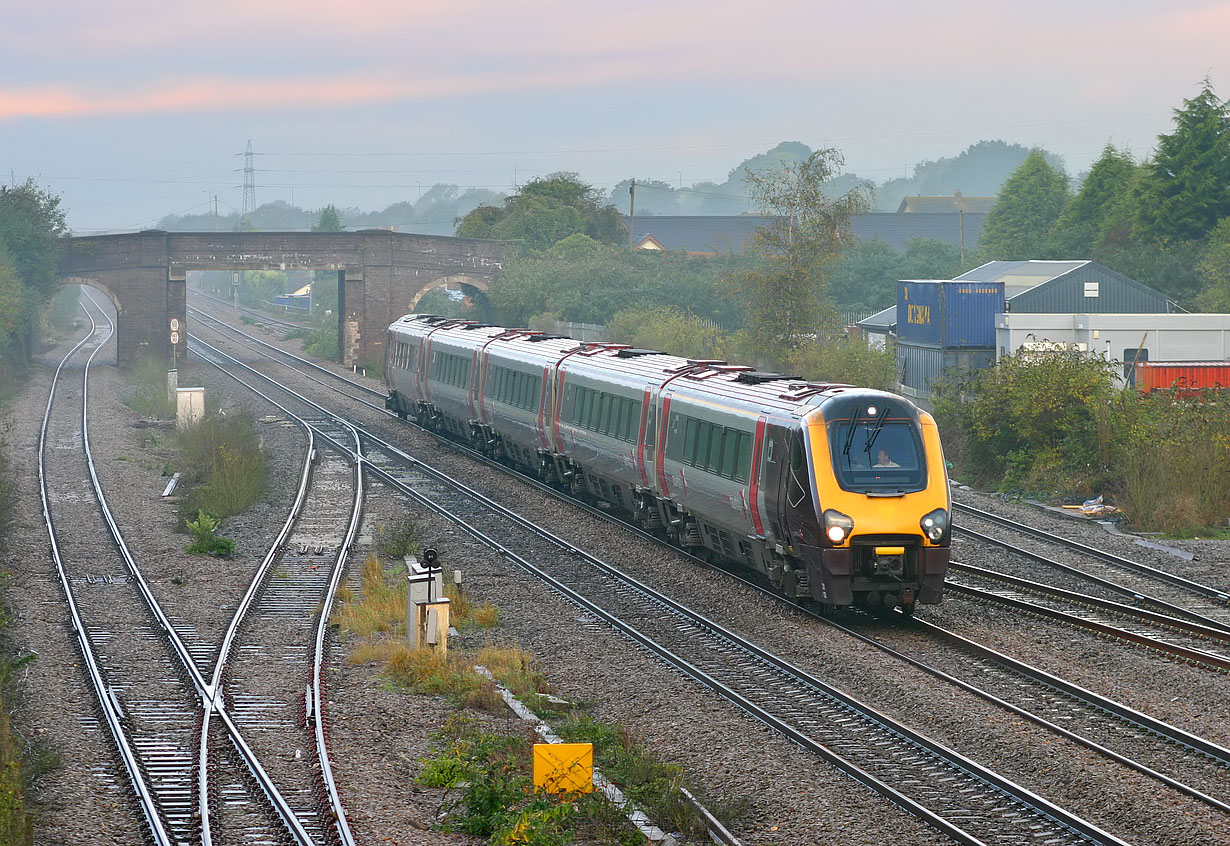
top-left (789, 390), bottom-right (950, 612)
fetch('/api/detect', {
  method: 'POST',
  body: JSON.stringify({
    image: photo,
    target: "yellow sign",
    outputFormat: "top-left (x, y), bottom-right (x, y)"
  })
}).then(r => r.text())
top-left (532, 743), bottom-right (594, 794)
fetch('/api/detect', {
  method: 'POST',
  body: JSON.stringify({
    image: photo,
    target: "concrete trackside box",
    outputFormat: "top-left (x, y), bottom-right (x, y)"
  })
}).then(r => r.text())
top-left (898, 280), bottom-right (1004, 348)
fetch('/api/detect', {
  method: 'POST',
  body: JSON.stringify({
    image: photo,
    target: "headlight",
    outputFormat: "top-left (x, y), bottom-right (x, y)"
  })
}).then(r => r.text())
top-left (823, 509), bottom-right (854, 544)
top-left (920, 508), bottom-right (949, 543)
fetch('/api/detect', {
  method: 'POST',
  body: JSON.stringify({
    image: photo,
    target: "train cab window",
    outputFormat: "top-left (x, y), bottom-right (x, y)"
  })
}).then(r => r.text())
top-left (828, 409), bottom-right (926, 494)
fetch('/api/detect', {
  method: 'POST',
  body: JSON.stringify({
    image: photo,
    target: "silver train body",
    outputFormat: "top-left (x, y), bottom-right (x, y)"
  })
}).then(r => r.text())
top-left (385, 315), bottom-right (951, 610)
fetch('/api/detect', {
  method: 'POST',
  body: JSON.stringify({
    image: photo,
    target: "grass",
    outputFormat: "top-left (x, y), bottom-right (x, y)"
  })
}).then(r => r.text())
top-left (0, 445), bottom-right (36, 844)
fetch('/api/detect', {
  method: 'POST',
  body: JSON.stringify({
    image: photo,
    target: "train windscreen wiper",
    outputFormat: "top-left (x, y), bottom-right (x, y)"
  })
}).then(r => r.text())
top-left (841, 418), bottom-right (858, 456)
top-left (862, 405), bottom-right (890, 455)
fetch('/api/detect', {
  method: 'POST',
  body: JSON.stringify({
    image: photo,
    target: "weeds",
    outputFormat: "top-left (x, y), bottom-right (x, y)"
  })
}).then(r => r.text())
top-left (175, 414), bottom-right (266, 525)
top-left (375, 516), bottom-right (419, 559)
top-left (417, 716), bottom-right (632, 845)
top-left (122, 355), bottom-right (175, 419)
top-left (184, 510), bottom-right (235, 557)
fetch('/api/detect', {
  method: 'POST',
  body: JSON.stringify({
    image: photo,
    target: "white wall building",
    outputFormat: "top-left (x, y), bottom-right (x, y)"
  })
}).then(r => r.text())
top-left (995, 312), bottom-right (1230, 383)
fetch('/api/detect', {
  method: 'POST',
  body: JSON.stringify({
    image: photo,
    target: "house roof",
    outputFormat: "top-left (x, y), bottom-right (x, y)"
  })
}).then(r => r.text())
top-left (896, 195), bottom-right (997, 214)
top-left (625, 215), bottom-right (774, 254)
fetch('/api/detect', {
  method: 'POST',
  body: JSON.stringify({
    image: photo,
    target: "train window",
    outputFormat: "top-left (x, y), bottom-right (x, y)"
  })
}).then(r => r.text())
top-left (684, 418), bottom-right (700, 464)
top-left (722, 432), bottom-right (740, 478)
top-left (734, 432), bottom-right (752, 482)
top-left (828, 413), bottom-right (926, 494)
top-left (707, 428), bottom-right (724, 474)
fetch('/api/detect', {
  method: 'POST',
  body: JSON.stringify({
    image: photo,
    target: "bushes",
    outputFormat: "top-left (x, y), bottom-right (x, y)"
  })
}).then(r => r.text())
top-left (175, 413), bottom-right (266, 528)
top-left (934, 351), bottom-right (1230, 532)
top-left (122, 356), bottom-right (175, 419)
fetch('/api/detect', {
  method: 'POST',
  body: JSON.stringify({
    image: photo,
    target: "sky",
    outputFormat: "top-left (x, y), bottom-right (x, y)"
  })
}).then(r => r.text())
top-left (4, 0), bottom-right (1229, 232)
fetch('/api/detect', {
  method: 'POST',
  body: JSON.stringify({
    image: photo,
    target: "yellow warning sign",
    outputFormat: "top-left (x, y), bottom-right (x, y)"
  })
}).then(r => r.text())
top-left (532, 743), bottom-right (594, 794)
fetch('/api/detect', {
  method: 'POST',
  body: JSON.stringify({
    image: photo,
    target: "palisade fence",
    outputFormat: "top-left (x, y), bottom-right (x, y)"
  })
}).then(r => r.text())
top-left (536, 314), bottom-right (870, 345)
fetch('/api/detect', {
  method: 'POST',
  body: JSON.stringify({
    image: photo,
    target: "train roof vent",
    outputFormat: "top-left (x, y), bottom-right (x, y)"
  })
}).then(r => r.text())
top-left (735, 371), bottom-right (800, 384)
top-left (460, 323), bottom-right (494, 330)
top-left (615, 348), bottom-right (663, 358)
top-left (526, 334), bottom-right (571, 342)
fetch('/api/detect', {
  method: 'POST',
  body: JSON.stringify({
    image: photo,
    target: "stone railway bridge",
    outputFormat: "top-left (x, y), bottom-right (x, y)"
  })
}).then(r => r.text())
top-left (58, 230), bottom-right (506, 366)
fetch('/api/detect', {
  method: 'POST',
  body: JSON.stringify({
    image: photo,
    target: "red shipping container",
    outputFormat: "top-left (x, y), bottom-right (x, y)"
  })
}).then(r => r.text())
top-left (1135, 361), bottom-right (1230, 392)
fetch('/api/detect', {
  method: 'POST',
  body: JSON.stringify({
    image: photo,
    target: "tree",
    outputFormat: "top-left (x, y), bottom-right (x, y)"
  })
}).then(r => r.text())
top-left (977, 149), bottom-right (1070, 260)
top-left (1133, 81), bottom-right (1230, 243)
top-left (723, 148), bottom-right (870, 366)
top-left (0, 179), bottom-right (68, 361)
top-left (1052, 144), bottom-right (1138, 256)
top-left (1196, 216), bottom-right (1230, 311)
top-left (875, 140), bottom-right (1065, 211)
top-left (455, 174), bottom-right (625, 249)
top-left (312, 205), bottom-right (343, 232)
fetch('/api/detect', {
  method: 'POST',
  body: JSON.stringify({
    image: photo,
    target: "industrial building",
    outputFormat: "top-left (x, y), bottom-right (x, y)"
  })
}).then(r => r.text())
top-left (854, 260), bottom-right (1224, 402)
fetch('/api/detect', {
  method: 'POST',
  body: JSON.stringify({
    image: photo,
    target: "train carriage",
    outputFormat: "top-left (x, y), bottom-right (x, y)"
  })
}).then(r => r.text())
top-left (386, 314), bottom-right (950, 612)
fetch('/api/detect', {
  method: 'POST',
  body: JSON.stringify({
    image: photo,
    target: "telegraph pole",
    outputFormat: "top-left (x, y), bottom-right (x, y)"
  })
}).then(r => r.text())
top-left (627, 179), bottom-right (636, 251)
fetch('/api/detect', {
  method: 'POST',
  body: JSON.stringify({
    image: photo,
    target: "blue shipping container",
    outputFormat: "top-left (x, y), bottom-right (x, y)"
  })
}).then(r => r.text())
top-left (897, 281), bottom-right (1004, 348)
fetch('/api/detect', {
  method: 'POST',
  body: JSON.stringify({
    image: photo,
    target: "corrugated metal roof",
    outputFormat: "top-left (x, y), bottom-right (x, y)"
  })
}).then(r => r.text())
top-left (956, 260), bottom-right (1090, 285)
top-left (857, 305), bottom-right (897, 331)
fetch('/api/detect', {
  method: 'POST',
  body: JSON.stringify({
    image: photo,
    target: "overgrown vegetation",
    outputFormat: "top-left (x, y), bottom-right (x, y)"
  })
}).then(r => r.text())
top-left (183, 510), bottom-right (235, 557)
top-left (934, 351), bottom-right (1230, 533)
top-left (418, 714), bottom-right (644, 846)
top-left (287, 324), bottom-right (339, 361)
top-left (174, 413), bottom-right (267, 529)
top-left (122, 355), bottom-right (176, 419)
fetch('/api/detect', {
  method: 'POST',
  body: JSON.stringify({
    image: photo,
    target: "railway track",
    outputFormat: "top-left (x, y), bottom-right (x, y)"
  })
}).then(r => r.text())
top-left (40, 291), bottom-right (357, 845)
top-left (953, 504), bottom-right (1230, 631)
top-left (186, 295), bottom-right (1230, 827)
top-left (185, 311), bottom-right (1137, 845)
top-left (947, 562), bottom-right (1230, 672)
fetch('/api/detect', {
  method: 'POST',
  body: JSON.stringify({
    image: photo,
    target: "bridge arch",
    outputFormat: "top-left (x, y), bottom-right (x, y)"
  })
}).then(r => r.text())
top-left (407, 274), bottom-right (491, 312)
top-left (58, 231), bottom-right (506, 367)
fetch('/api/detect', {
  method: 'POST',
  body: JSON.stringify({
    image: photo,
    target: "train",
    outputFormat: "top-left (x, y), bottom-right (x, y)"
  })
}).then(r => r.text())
top-left (384, 315), bottom-right (951, 612)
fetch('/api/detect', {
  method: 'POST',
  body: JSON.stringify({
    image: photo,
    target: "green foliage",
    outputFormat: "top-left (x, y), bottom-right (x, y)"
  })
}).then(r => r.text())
top-left (828, 237), bottom-right (966, 315)
top-left (0, 180), bottom-right (67, 363)
top-left (557, 714), bottom-right (745, 839)
top-left (301, 325), bottom-right (339, 360)
top-left (1196, 216), bottom-right (1230, 311)
top-left (237, 270), bottom-right (288, 308)
top-left (724, 148), bottom-right (870, 365)
top-left (1133, 81), bottom-right (1230, 243)
top-left (184, 510), bottom-right (235, 557)
top-left (1101, 388), bottom-right (1230, 532)
top-left (176, 414), bottom-right (266, 525)
top-left (488, 244), bottom-right (748, 329)
top-left (932, 351), bottom-right (1117, 494)
top-left (48, 284), bottom-right (84, 332)
top-left (0, 446), bottom-right (14, 545)
top-left (457, 174), bottom-right (625, 249)
top-left (122, 356), bottom-right (176, 419)
top-left (875, 140), bottom-right (1064, 212)
top-left (1053, 144), bottom-right (1139, 256)
top-left (312, 204), bottom-right (344, 232)
top-left (790, 336), bottom-right (897, 392)
top-left (0, 603), bottom-right (38, 846)
top-left (978, 149), bottom-right (1070, 260)
top-left (605, 307), bottom-right (736, 361)
top-left (375, 515), bottom-right (419, 559)
top-left (934, 352), bottom-right (1230, 532)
